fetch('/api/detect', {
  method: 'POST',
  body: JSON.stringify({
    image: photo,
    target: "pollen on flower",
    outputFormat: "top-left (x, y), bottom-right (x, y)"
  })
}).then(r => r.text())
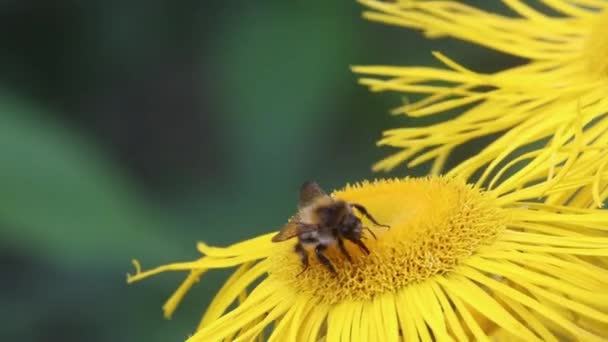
top-left (267, 177), bottom-right (508, 304)
top-left (586, 8), bottom-right (608, 76)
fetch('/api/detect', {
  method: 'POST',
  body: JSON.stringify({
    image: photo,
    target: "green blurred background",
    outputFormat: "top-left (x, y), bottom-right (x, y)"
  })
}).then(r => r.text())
top-left (0, 1), bottom-right (517, 341)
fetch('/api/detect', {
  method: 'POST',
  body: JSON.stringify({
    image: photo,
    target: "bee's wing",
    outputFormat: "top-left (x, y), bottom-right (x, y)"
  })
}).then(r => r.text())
top-left (271, 217), bottom-right (318, 242)
top-left (299, 181), bottom-right (329, 208)
top-left (271, 220), bottom-right (300, 242)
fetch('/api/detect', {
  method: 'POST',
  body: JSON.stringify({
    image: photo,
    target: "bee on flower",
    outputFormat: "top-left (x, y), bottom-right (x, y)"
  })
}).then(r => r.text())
top-left (128, 1), bottom-right (608, 341)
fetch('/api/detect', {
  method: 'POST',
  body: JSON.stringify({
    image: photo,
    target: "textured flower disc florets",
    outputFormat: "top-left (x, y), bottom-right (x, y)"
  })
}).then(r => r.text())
top-left (268, 177), bottom-right (508, 304)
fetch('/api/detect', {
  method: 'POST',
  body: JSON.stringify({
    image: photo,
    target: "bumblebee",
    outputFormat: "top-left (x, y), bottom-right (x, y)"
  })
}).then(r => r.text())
top-left (272, 181), bottom-right (388, 274)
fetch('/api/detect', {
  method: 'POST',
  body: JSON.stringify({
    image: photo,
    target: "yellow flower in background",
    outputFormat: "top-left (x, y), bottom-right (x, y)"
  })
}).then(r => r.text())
top-left (354, 0), bottom-right (608, 202)
top-left (129, 128), bottom-right (608, 341)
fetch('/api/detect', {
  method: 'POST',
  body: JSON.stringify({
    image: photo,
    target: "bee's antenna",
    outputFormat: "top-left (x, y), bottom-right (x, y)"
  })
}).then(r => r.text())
top-left (365, 227), bottom-right (377, 240)
top-left (351, 203), bottom-right (390, 229)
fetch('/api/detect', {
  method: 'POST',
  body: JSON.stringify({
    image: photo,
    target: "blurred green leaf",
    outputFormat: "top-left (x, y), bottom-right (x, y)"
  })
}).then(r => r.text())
top-left (213, 1), bottom-right (362, 186)
top-left (0, 94), bottom-right (186, 267)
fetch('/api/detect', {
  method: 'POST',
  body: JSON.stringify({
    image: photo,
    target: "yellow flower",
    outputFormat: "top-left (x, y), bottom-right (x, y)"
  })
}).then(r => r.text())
top-left (354, 0), bottom-right (608, 196)
top-left (128, 135), bottom-right (608, 341)
top-left (127, 2), bottom-right (608, 341)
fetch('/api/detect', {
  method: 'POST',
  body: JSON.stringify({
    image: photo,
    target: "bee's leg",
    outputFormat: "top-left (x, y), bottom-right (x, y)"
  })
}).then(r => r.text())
top-left (295, 242), bottom-right (309, 276)
top-left (315, 244), bottom-right (337, 274)
top-left (351, 203), bottom-right (390, 228)
top-left (347, 237), bottom-right (370, 255)
top-left (336, 237), bottom-right (353, 262)
top-left (364, 227), bottom-right (377, 240)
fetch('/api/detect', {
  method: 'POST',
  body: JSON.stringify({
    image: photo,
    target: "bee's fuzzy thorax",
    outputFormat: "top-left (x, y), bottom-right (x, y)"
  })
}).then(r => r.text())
top-left (298, 196), bottom-right (335, 225)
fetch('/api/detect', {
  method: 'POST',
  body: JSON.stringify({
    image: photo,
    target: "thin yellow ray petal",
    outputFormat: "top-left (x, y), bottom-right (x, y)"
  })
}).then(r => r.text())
top-left (395, 289), bottom-right (420, 342)
top-left (365, 300), bottom-right (382, 342)
top-left (360, 0), bottom-right (580, 59)
top-left (349, 301), bottom-right (364, 342)
top-left (432, 51), bottom-right (478, 75)
top-left (411, 282), bottom-right (450, 341)
top-left (408, 146), bottom-right (450, 169)
top-left (288, 297), bottom-right (314, 342)
top-left (459, 266), bottom-right (604, 341)
top-left (430, 146), bottom-right (451, 175)
top-left (267, 300), bottom-right (297, 342)
top-left (378, 292), bottom-right (399, 342)
top-left (541, 110), bottom-right (585, 196)
top-left (200, 261), bottom-right (268, 327)
top-left (353, 65), bottom-right (472, 82)
top-left (162, 269), bottom-right (206, 319)
top-left (495, 292), bottom-right (559, 342)
top-left (302, 304), bottom-right (329, 342)
top-left (226, 311), bottom-right (263, 342)
top-left (327, 302), bottom-right (348, 342)
top-left (569, 0), bottom-right (608, 7)
top-left (483, 117), bottom-right (570, 190)
top-left (499, 231), bottom-right (608, 247)
top-left (404, 288), bottom-right (434, 342)
top-left (565, 185), bottom-right (597, 208)
top-left (524, 261), bottom-right (605, 294)
top-left (491, 241), bottom-right (608, 255)
top-left (563, 254), bottom-right (608, 279)
top-left (543, 177), bottom-right (604, 197)
top-left (196, 234), bottom-right (274, 257)
top-left (430, 281), bottom-right (468, 342)
top-left (404, 83), bottom-right (476, 113)
top-left (191, 285), bottom-right (280, 342)
top-left (405, 94), bottom-right (486, 117)
top-left (510, 209), bottom-right (608, 226)
top-left (563, 225), bottom-right (608, 245)
top-left (223, 302), bottom-right (262, 342)
top-left (220, 294), bottom-right (248, 342)
top-left (480, 250), bottom-right (608, 287)
top-left (516, 278), bottom-right (608, 324)
top-left (440, 273), bottom-right (539, 341)
top-left (510, 202), bottom-right (603, 214)
top-left (594, 160), bottom-right (608, 205)
top-left (503, 0), bottom-right (550, 20)
top-left (446, 291), bottom-right (491, 342)
top-left (127, 259), bottom-right (206, 283)
top-left (541, 0), bottom-right (596, 17)
top-left (506, 221), bottom-right (587, 237)
top-left (357, 80), bottom-right (480, 97)
top-left (233, 299), bottom-right (292, 342)
top-left (339, 303), bottom-right (353, 342)
top-left (376, 301), bottom-right (394, 341)
top-left (506, 122), bottom-right (573, 194)
top-left (198, 262), bottom-right (252, 326)
top-left (494, 184), bottom-right (552, 205)
top-left (468, 257), bottom-right (608, 303)
top-left (188, 254), bottom-right (269, 268)
top-left (359, 302), bottom-right (372, 342)
top-left (372, 148), bottom-right (421, 172)
top-left (488, 150), bottom-right (543, 190)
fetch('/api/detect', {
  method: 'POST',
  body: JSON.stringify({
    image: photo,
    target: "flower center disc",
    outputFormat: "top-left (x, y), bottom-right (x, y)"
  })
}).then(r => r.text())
top-left (586, 8), bottom-right (608, 76)
top-left (268, 177), bottom-right (507, 304)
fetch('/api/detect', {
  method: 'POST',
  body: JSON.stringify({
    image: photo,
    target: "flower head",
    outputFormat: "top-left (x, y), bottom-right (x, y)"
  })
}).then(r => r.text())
top-left (129, 148), bottom-right (608, 340)
top-left (354, 0), bottom-right (608, 193)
